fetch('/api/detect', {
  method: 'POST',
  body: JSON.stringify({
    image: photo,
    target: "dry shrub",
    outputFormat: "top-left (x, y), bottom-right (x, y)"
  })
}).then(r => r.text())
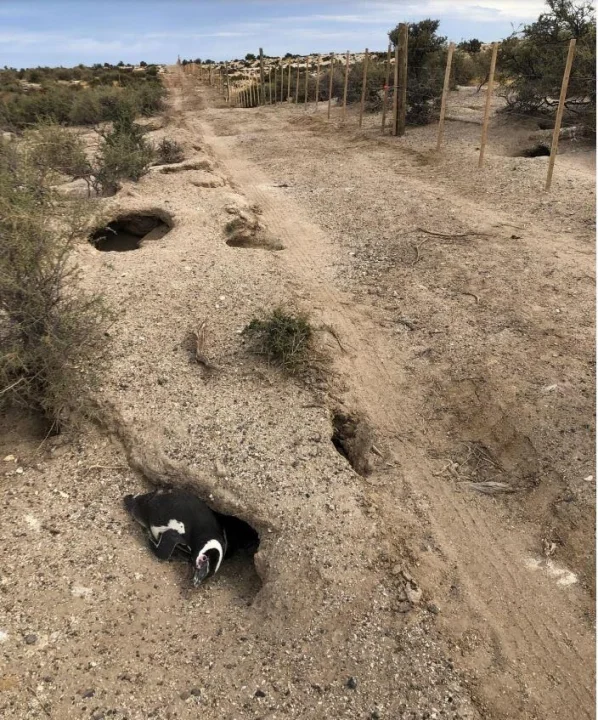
top-left (0, 133), bottom-right (110, 427)
top-left (155, 137), bottom-right (185, 165)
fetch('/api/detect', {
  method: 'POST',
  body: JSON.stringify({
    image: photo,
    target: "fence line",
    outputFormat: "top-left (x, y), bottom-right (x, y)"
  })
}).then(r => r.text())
top-left (187, 30), bottom-right (586, 190)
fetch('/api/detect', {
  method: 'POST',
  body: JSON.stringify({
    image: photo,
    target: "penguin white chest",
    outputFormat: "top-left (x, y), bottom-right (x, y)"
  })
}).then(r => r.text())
top-left (150, 519), bottom-right (186, 539)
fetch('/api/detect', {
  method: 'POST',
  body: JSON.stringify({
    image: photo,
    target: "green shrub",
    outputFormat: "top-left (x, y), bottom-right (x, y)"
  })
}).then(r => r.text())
top-left (0, 134), bottom-right (109, 427)
top-left (28, 122), bottom-right (92, 182)
top-left (94, 106), bottom-right (154, 193)
top-left (497, 0), bottom-right (595, 133)
top-left (243, 309), bottom-right (313, 371)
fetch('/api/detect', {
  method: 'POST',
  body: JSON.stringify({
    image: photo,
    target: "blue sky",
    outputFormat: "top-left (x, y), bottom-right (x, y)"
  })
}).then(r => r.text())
top-left (0, 0), bottom-right (547, 68)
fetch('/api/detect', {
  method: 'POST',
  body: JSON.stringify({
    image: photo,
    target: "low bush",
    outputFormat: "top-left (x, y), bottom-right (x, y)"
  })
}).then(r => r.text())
top-left (243, 309), bottom-right (313, 371)
top-left (0, 134), bottom-right (109, 427)
top-left (155, 137), bottom-right (184, 164)
top-left (94, 106), bottom-right (154, 194)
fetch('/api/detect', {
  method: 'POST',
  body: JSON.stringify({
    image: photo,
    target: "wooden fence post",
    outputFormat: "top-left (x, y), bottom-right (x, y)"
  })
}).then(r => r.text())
top-left (396, 24), bottom-right (408, 136)
top-left (327, 53), bottom-right (335, 120)
top-left (268, 69), bottom-right (272, 103)
top-left (279, 59), bottom-right (283, 102)
top-left (392, 42), bottom-right (399, 135)
top-left (342, 50), bottom-right (350, 122)
top-left (225, 62), bottom-right (230, 104)
top-left (436, 42), bottom-right (455, 150)
top-left (304, 55), bottom-right (310, 107)
top-left (478, 42), bottom-right (499, 167)
top-left (295, 63), bottom-right (300, 103)
top-left (209, 64), bottom-right (212, 85)
top-left (359, 48), bottom-right (370, 128)
top-left (287, 62), bottom-right (291, 100)
top-left (315, 55), bottom-right (321, 109)
top-left (545, 38), bottom-right (577, 191)
top-left (259, 48), bottom-right (265, 105)
top-left (381, 43), bottom-right (391, 133)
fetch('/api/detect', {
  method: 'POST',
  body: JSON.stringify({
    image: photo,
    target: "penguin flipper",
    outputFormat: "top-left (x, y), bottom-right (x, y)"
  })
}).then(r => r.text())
top-left (149, 529), bottom-right (183, 561)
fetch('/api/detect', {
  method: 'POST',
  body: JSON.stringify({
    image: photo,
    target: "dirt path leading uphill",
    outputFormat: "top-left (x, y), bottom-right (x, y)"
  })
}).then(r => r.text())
top-left (0, 68), bottom-right (594, 720)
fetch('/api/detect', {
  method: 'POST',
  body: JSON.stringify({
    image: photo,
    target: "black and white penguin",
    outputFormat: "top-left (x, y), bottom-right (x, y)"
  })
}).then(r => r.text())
top-left (123, 488), bottom-right (227, 587)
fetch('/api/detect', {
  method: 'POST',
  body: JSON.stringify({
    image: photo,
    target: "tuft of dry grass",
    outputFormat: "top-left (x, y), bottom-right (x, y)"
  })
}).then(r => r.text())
top-left (242, 308), bottom-right (313, 372)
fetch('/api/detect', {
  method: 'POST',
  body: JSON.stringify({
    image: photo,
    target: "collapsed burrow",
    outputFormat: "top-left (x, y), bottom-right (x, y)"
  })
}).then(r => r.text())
top-left (331, 411), bottom-right (374, 477)
top-left (224, 207), bottom-right (283, 250)
top-left (516, 143), bottom-right (551, 158)
top-left (90, 211), bottom-right (173, 252)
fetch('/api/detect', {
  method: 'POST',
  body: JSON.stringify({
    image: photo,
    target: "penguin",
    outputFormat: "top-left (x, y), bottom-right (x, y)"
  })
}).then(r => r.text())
top-left (123, 488), bottom-right (227, 587)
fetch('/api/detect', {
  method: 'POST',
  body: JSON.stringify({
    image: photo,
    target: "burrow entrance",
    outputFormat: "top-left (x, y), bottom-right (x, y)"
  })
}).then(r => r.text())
top-left (331, 411), bottom-right (373, 477)
top-left (515, 143), bottom-right (551, 158)
top-left (90, 212), bottom-right (172, 252)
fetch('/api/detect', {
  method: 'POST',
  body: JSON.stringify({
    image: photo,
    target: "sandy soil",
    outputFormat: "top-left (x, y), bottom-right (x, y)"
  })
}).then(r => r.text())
top-left (0, 68), bottom-right (594, 720)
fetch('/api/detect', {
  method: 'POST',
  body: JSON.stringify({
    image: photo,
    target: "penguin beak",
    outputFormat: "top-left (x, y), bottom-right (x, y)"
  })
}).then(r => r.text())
top-left (192, 554), bottom-right (209, 587)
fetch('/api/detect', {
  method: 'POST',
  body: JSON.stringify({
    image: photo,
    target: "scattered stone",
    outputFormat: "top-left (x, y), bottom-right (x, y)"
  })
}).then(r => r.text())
top-left (254, 689), bottom-right (266, 698)
top-left (180, 691), bottom-right (191, 701)
top-left (214, 460), bottom-right (227, 478)
top-left (346, 676), bottom-right (358, 690)
top-left (427, 603), bottom-right (440, 615)
top-left (3, 455), bottom-right (16, 462)
top-left (190, 688), bottom-right (201, 697)
top-left (396, 601), bottom-right (412, 613)
top-left (24, 634), bottom-right (37, 645)
top-left (81, 688), bottom-right (95, 698)
top-left (405, 583), bottom-right (423, 605)
top-left (371, 711), bottom-right (381, 720)
top-left (0, 631), bottom-right (8, 643)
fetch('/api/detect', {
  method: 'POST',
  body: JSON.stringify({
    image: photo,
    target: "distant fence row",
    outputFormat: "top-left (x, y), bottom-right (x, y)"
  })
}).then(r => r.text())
top-left (182, 25), bottom-right (582, 191)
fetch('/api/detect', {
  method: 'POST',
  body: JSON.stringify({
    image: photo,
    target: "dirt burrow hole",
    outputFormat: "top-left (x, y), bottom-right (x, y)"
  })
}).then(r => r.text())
top-left (331, 411), bottom-right (374, 477)
top-left (515, 143), bottom-right (551, 158)
top-left (90, 211), bottom-right (173, 252)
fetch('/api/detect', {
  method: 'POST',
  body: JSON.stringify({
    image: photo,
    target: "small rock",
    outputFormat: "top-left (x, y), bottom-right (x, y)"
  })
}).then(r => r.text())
top-left (371, 711), bottom-right (381, 720)
top-left (254, 689), bottom-right (266, 698)
top-left (396, 601), bottom-right (412, 613)
top-left (24, 634), bottom-right (37, 645)
top-left (190, 688), bottom-right (201, 697)
top-left (346, 677), bottom-right (358, 690)
top-left (405, 583), bottom-right (423, 605)
top-left (15, 467), bottom-right (24, 475)
top-left (3, 455), bottom-right (16, 462)
top-left (0, 630), bottom-right (8, 643)
top-left (81, 688), bottom-right (95, 698)
top-left (214, 460), bottom-right (227, 478)
top-left (180, 691), bottom-right (191, 700)
top-left (427, 603), bottom-right (440, 614)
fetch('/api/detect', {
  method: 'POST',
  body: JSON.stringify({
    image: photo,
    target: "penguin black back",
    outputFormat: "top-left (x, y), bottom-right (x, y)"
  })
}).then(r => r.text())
top-left (123, 488), bottom-right (227, 586)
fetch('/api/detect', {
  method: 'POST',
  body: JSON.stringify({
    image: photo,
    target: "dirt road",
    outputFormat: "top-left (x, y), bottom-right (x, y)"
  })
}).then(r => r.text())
top-left (0, 67), bottom-right (594, 720)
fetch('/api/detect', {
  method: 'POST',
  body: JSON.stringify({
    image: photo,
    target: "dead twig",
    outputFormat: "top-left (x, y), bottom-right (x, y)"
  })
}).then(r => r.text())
top-left (192, 320), bottom-right (218, 371)
top-left (459, 481), bottom-right (515, 495)
top-left (460, 291), bottom-right (480, 304)
top-left (416, 227), bottom-right (479, 239)
top-left (318, 324), bottom-right (347, 353)
top-left (409, 242), bottom-right (421, 265)
top-left (371, 444), bottom-right (383, 458)
top-left (27, 686), bottom-right (52, 718)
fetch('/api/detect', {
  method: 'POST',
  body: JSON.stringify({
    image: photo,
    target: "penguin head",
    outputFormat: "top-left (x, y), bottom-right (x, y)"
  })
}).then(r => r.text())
top-left (192, 539), bottom-right (224, 587)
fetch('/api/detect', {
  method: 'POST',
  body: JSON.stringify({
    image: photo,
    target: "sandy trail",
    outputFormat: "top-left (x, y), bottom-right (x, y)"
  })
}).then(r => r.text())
top-left (186, 70), bottom-right (595, 719)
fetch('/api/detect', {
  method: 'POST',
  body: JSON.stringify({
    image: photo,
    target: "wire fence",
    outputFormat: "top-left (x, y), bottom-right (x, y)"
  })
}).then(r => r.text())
top-left (182, 33), bottom-right (594, 191)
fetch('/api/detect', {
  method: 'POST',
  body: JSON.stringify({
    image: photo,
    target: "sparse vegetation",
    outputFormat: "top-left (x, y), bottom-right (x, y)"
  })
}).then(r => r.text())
top-left (243, 309), bottom-right (313, 370)
top-left (0, 133), bottom-right (109, 427)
